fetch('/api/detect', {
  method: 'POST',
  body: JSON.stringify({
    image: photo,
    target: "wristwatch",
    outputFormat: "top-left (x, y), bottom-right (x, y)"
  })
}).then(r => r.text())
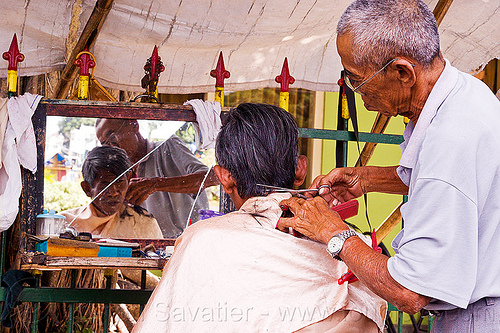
top-left (326, 230), bottom-right (358, 260)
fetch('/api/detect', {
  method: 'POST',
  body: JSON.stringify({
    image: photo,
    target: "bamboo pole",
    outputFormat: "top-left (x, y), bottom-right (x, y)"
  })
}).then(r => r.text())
top-left (374, 202), bottom-right (403, 243)
top-left (433, 0), bottom-right (455, 26)
top-left (355, 113), bottom-right (391, 167)
top-left (54, 0), bottom-right (114, 99)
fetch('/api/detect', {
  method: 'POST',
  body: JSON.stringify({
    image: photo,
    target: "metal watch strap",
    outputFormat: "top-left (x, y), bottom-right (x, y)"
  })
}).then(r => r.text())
top-left (328, 230), bottom-right (357, 261)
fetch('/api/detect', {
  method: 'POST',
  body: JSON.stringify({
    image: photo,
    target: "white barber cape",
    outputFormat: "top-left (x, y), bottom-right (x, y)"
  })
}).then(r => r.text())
top-left (134, 193), bottom-right (386, 332)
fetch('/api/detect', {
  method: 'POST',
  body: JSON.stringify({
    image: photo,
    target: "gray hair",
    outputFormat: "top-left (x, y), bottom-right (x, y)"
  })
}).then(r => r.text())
top-left (215, 103), bottom-right (299, 199)
top-left (82, 145), bottom-right (131, 185)
top-left (337, 0), bottom-right (440, 68)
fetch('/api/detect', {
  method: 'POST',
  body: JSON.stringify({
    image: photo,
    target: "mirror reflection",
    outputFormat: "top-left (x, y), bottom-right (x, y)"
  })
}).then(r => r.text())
top-left (44, 116), bottom-right (220, 240)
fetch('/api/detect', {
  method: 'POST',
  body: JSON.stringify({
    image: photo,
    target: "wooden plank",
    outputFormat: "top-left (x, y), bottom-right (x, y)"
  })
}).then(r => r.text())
top-left (41, 99), bottom-right (198, 121)
top-left (21, 103), bottom-right (46, 247)
top-left (40, 99), bottom-right (231, 121)
top-left (355, 113), bottom-right (391, 167)
top-left (22, 256), bottom-right (167, 270)
top-left (119, 238), bottom-right (176, 249)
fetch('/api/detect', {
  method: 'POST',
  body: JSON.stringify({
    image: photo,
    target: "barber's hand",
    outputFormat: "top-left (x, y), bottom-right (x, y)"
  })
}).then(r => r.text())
top-left (278, 196), bottom-right (351, 244)
top-left (306, 167), bottom-right (366, 208)
top-left (126, 177), bottom-right (157, 205)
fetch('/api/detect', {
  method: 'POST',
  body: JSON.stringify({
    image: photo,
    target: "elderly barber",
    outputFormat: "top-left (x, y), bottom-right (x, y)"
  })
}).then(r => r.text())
top-left (96, 119), bottom-right (219, 238)
top-left (279, 0), bottom-right (500, 332)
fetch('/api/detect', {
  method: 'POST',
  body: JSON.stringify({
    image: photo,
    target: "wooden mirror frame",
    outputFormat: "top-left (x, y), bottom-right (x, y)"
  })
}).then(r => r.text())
top-left (22, 99), bottom-right (230, 251)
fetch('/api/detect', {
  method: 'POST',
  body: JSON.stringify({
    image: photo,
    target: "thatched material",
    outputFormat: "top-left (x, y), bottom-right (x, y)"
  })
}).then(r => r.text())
top-left (44, 269), bottom-right (108, 332)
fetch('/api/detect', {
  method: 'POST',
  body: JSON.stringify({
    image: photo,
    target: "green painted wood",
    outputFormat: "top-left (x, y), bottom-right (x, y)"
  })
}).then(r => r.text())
top-left (298, 128), bottom-right (403, 144)
top-left (0, 287), bottom-right (152, 304)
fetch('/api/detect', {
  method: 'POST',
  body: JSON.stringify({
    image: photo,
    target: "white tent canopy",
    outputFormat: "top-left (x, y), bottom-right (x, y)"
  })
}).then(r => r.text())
top-left (1, 0), bottom-right (499, 94)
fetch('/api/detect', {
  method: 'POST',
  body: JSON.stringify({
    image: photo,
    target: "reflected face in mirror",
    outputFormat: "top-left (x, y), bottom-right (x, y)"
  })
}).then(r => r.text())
top-left (82, 169), bottom-right (129, 217)
top-left (95, 119), bottom-right (142, 162)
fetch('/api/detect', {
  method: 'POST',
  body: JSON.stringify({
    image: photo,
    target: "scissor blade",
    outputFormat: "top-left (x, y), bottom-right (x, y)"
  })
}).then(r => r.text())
top-left (256, 184), bottom-right (292, 192)
top-left (256, 184), bottom-right (319, 194)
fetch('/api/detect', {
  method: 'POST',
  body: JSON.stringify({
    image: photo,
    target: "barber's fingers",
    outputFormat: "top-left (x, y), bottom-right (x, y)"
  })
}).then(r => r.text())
top-left (277, 216), bottom-right (297, 230)
top-left (126, 186), bottom-right (150, 205)
top-left (276, 218), bottom-right (291, 232)
top-left (305, 175), bottom-right (329, 198)
top-left (280, 197), bottom-right (306, 214)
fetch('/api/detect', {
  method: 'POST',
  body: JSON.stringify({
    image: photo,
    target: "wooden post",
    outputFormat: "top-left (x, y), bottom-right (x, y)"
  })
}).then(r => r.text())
top-left (54, 0), bottom-right (114, 99)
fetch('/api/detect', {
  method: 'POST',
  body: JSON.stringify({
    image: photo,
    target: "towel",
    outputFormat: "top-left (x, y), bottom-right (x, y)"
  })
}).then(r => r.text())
top-left (0, 93), bottom-right (42, 232)
top-left (0, 98), bottom-right (8, 166)
top-left (183, 99), bottom-right (221, 150)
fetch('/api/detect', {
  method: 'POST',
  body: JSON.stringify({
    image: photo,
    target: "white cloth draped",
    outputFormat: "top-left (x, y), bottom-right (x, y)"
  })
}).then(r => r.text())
top-left (133, 193), bottom-right (386, 332)
top-left (183, 99), bottom-right (222, 150)
top-left (1, 1), bottom-right (499, 93)
top-left (0, 93), bottom-right (42, 232)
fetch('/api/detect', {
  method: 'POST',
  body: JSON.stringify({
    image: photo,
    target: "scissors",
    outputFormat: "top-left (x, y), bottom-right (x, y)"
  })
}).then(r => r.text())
top-left (256, 184), bottom-right (331, 199)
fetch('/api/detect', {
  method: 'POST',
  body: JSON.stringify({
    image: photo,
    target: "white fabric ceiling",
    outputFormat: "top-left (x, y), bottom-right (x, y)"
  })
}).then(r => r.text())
top-left (1, 0), bottom-right (499, 94)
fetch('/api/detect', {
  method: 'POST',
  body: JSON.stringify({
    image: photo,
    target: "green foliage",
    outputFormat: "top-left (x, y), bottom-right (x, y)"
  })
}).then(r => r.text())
top-left (58, 117), bottom-right (96, 146)
top-left (147, 121), bottom-right (159, 139)
top-left (44, 181), bottom-right (91, 213)
top-left (175, 122), bottom-right (196, 144)
top-left (74, 317), bottom-right (94, 333)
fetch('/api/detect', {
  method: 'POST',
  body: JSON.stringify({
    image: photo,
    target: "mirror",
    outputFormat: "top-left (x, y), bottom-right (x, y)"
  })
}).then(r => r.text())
top-left (34, 88), bottom-right (315, 243)
top-left (43, 114), bottom-right (220, 240)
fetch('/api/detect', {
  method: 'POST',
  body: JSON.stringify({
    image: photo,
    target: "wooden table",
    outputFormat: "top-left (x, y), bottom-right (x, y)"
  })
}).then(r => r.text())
top-left (21, 254), bottom-right (168, 271)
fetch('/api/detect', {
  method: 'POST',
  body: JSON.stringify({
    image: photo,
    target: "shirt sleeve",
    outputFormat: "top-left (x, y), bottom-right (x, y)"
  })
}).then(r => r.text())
top-left (387, 177), bottom-right (478, 309)
top-left (165, 135), bottom-right (209, 175)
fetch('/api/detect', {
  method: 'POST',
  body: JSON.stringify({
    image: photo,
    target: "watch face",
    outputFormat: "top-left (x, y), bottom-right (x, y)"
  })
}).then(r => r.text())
top-left (328, 236), bottom-right (343, 254)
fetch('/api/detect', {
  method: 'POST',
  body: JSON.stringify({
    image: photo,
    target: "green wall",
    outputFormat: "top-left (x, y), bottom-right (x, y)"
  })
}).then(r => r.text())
top-left (321, 92), bottom-right (406, 254)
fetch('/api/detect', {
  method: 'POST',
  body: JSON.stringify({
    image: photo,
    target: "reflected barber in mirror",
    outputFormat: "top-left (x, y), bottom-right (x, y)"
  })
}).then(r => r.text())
top-left (60, 145), bottom-right (162, 239)
top-left (279, 0), bottom-right (500, 332)
top-left (95, 118), bottom-right (219, 238)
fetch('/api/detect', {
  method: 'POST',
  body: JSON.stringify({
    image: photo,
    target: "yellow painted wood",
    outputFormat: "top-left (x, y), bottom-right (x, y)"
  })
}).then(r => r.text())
top-left (7, 70), bottom-right (17, 93)
top-left (279, 91), bottom-right (289, 111)
top-left (375, 202), bottom-right (403, 243)
top-left (215, 86), bottom-right (224, 107)
top-left (78, 75), bottom-right (90, 100)
top-left (44, 237), bottom-right (99, 257)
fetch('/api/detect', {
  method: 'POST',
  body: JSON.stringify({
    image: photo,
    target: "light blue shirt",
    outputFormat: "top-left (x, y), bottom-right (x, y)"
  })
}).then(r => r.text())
top-left (388, 60), bottom-right (500, 310)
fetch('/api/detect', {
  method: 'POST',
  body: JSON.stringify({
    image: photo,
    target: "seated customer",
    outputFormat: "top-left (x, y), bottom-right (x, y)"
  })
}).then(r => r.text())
top-left (61, 145), bottom-right (162, 239)
top-left (133, 103), bottom-right (386, 332)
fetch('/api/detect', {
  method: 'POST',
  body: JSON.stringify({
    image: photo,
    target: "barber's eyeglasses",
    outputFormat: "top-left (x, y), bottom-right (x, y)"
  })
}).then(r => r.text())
top-left (102, 132), bottom-right (123, 146)
top-left (100, 120), bottom-right (127, 146)
top-left (343, 58), bottom-right (400, 95)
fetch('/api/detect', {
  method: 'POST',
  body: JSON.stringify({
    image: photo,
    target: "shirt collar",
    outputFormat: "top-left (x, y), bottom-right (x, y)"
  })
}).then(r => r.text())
top-left (239, 192), bottom-right (292, 229)
top-left (399, 59), bottom-right (458, 170)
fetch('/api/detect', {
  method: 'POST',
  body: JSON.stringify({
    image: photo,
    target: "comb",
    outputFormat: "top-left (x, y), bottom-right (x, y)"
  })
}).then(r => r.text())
top-left (332, 200), bottom-right (359, 220)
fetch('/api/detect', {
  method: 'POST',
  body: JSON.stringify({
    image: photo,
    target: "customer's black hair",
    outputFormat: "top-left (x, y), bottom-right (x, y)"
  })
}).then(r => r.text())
top-left (82, 145), bottom-right (132, 185)
top-left (215, 103), bottom-right (299, 199)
